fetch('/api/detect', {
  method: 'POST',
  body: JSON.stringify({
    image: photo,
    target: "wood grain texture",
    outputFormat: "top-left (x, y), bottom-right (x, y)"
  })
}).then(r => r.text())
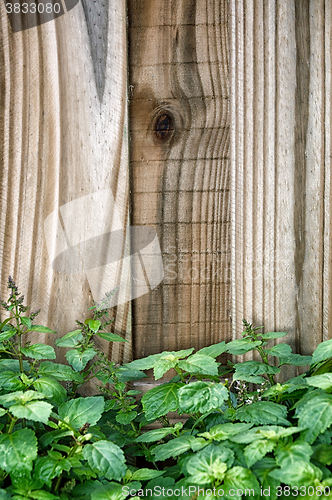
top-left (230, 0), bottom-right (329, 358)
top-left (128, 0), bottom-right (231, 358)
top-left (0, 0), bottom-right (132, 374)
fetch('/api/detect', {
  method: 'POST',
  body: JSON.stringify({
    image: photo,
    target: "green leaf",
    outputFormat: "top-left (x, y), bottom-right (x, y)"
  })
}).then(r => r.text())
top-left (141, 383), bottom-right (183, 421)
top-left (279, 354), bottom-right (312, 366)
top-left (269, 460), bottom-right (322, 486)
top-left (32, 453), bottom-right (75, 488)
top-left (29, 325), bottom-right (57, 334)
top-left (0, 489), bottom-right (11, 500)
top-left (196, 342), bottom-right (228, 358)
top-left (0, 328), bottom-right (16, 342)
top-left (230, 425), bottom-right (302, 444)
top-left (25, 491), bottom-right (59, 499)
top-left (39, 429), bottom-right (74, 448)
top-left (178, 382), bottom-right (228, 414)
top-left (58, 396), bottom-right (104, 428)
top-left (244, 439), bottom-right (276, 468)
top-left (275, 440), bottom-right (313, 468)
top-left (83, 441), bottom-right (126, 480)
top-left (0, 428), bottom-right (37, 472)
top-left (91, 482), bottom-right (127, 500)
top-left (86, 319), bottom-right (101, 333)
top-left (21, 317), bottom-right (32, 330)
top-left (312, 339), bottom-right (332, 365)
top-left (55, 330), bottom-right (83, 348)
top-left (131, 469), bottom-right (164, 480)
top-left (10, 401), bottom-right (53, 424)
top-left (21, 344), bottom-right (56, 360)
top-left (177, 354), bottom-right (219, 376)
top-left (0, 390), bottom-right (45, 406)
top-left (307, 373), bottom-right (332, 390)
top-left (124, 353), bottom-right (164, 371)
top-left (0, 359), bottom-right (29, 372)
top-left (32, 377), bottom-right (67, 405)
top-left (115, 411), bottom-right (137, 425)
top-left (153, 359), bottom-right (178, 380)
top-left (226, 339), bottom-right (262, 355)
top-left (199, 423), bottom-right (253, 442)
top-left (152, 435), bottom-right (199, 461)
top-left (185, 444), bottom-right (234, 484)
top-left (37, 361), bottom-right (83, 383)
top-left (0, 371), bottom-right (24, 391)
top-left (65, 347), bottom-right (97, 371)
top-left (264, 343), bottom-right (292, 357)
top-left (136, 427), bottom-right (175, 443)
top-left (312, 444), bottom-right (332, 465)
top-left (116, 368), bottom-right (147, 382)
top-left (261, 331), bottom-right (288, 340)
top-left (96, 331), bottom-right (127, 343)
top-left (224, 466), bottom-right (260, 500)
top-left (295, 393), bottom-right (332, 443)
top-left (233, 360), bottom-right (280, 384)
top-left (236, 401), bottom-right (290, 426)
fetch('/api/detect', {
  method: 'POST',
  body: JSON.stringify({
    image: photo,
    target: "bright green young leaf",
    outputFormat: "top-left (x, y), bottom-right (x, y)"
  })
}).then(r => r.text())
top-left (261, 331), bottom-right (288, 340)
top-left (0, 390), bottom-right (45, 406)
top-left (196, 342), bottom-right (228, 358)
top-left (131, 469), bottom-right (164, 481)
top-left (230, 425), bottom-right (302, 444)
top-left (199, 423), bottom-right (253, 442)
top-left (37, 361), bottom-right (83, 383)
top-left (295, 393), bottom-right (332, 444)
top-left (185, 444), bottom-right (234, 484)
top-left (177, 354), bottom-right (219, 376)
top-left (0, 408), bottom-right (6, 417)
top-left (141, 383), bottom-right (183, 421)
top-left (33, 377), bottom-right (67, 405)
top-left (307, 373), bottom-right (332, 390)
top-left (153, 359), bottom-right (178, 380)
top-left (29, 325), bottom-right (57, 334)
top-left (269, 460), bottom-right (322, 486)
top-left (178, 381), bottom-right (228, 414)
top-left (21, 344), bottom-right (56, 360)
top-left (264, 343), bottom-right (292, 358)
top-left (65, 347), bottom-right (97, 371)
top-left (83, 441), bottom-right (126, 480)
top-left (223, 466), bottom-right (260, 500)
top-left (58, 396), bottom-right (104, 428)
top-left (244, 439), bottom-right (276, 468)
top-left (55, 330), bottom-right (83, 348)
top-left (96, 331), bottom-right (127, 343)
top-left (91, 482), bottom-right (127, 500)
top-left (236, 401), bottom-right (290, 426)
top-left (0, 428), bottom-right (37, 472)
top-left (136, 427), bottom-right (175, 443)
top-left (10, 401), bottom-right (53, 424)
top-left (226, 339), bottom-right (262, 355)
top-left (21, 316), bottom-right (32, 330)
top-left (312, 339), bottom-right (332, 365)
top-left (85, 319), bottom-right (101, 333)
top-left (124, 353), bottom-right (164, 371)
top-left (152, 435), bottom-right (199, 461)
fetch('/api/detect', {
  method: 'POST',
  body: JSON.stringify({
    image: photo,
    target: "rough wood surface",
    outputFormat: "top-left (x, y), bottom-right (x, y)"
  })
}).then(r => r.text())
top-left (128, 0), bottom-right (231, 358)
top-left (230, 0), bottom-right (329, 357)
top-left (0, 0), bottom-right (132, 368)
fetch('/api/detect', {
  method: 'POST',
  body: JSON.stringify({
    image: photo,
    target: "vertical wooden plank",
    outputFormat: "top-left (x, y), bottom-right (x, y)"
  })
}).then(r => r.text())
top-left (129, 0), bottom-right (231, 358)
top-left (0, 0), bottom-right (131, 372)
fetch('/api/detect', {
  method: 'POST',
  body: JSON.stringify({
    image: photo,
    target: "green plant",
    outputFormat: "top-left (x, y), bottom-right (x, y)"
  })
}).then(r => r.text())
top-left (1, 278), bottom-right (332, 499)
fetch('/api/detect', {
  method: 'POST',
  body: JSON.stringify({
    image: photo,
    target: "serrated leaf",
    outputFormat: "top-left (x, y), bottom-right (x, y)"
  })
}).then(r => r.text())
top-left (141, 383), bottom-right (183, 421)
top-left (10, 401), bottom-right (53, 424)
top-left (185, 444), bottom-right (233, 484)
top-left (29, 325), bottom-right (57, 334)
top-left (177, 354), bottom-right (219, 376)
top-left (85, 319), bottom-right (101, 333)
top-left (261, 331), bottom-right (288, 340)
top-left (196, 342), bottom-right (228, 358)
top-left (131, 469), bottom-right (164, 481)
top-left (0, 390), bottom-right (45, 406)
top-left (224, 466), bottom-right (260, 499)
top-left (230, 425), bottom-right (302, 444)
top-left (58, 396), bottom-right (104, 429)
top-left (307, 373), bottom-right (332, 390)
top-left (96, 331), bottom-right (127, 343)
top-left (91, 482), bottom-right (127, 500)
top-left (178, 381), bottom-right (228, 414)
top-left (65, 347), bottom-right (97, 371)
top-left (199, 423), bottom-right (253, 441)
top-left (21, 317), bottom-right (32, 330)
top-left (152, 435), bottom-right (199, 461)
top-left (295, 393), bottom-right (332, 443)
top-left (153, 359), bottom-right (178, 380)
top-left (226, 339), bottom-right (262, 355)
top-left (279, 354), bottom-right (312, 366)
top-left (21, 344), bottom-right (56, 360)
top-left (136, 427), bottom-right (174, 443)
top-left (312, 339), bottom-right (332, 365)
top-left (275, 440), bottom-right (312, 468)
top-left (83, 441), bottom-right (126, 480)
top-left (32, 377), bottom-right (67, 405)
top-left (236, 401), bottom-right (290, 426)
top-left (32, 454), bottom-right (73, 488)
top-left (0, 328), bottom-right (16, 342)
top-left (264, 343), bottom-right (292, 358)
top-left (0, 428), bottom-right (37, 472)
top-left (244, 439), bottom-right (276, 467)
top-left (233, 360), bottom-right (280, 384)
top-left (269, 460), bottom-right (322, 486)
top-left (55, 330), bottom-right (83, 348)
top-left (37, 361), bottom-right (83, 383)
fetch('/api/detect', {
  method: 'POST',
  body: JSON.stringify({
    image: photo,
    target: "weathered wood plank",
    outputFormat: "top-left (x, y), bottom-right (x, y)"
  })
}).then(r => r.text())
top-left (129, 0), bottom-right (231, 358)
top-left (0, 0), bottom-right (131, 371)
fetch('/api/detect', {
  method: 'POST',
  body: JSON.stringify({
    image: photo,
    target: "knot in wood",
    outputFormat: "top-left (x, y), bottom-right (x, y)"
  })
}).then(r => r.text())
top-left (153, 112), bottom-right (174, 142)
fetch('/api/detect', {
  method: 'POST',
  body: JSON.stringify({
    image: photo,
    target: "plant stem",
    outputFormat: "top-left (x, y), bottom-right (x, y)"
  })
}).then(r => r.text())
top-left (7, 416), bottom-right (17, 434)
